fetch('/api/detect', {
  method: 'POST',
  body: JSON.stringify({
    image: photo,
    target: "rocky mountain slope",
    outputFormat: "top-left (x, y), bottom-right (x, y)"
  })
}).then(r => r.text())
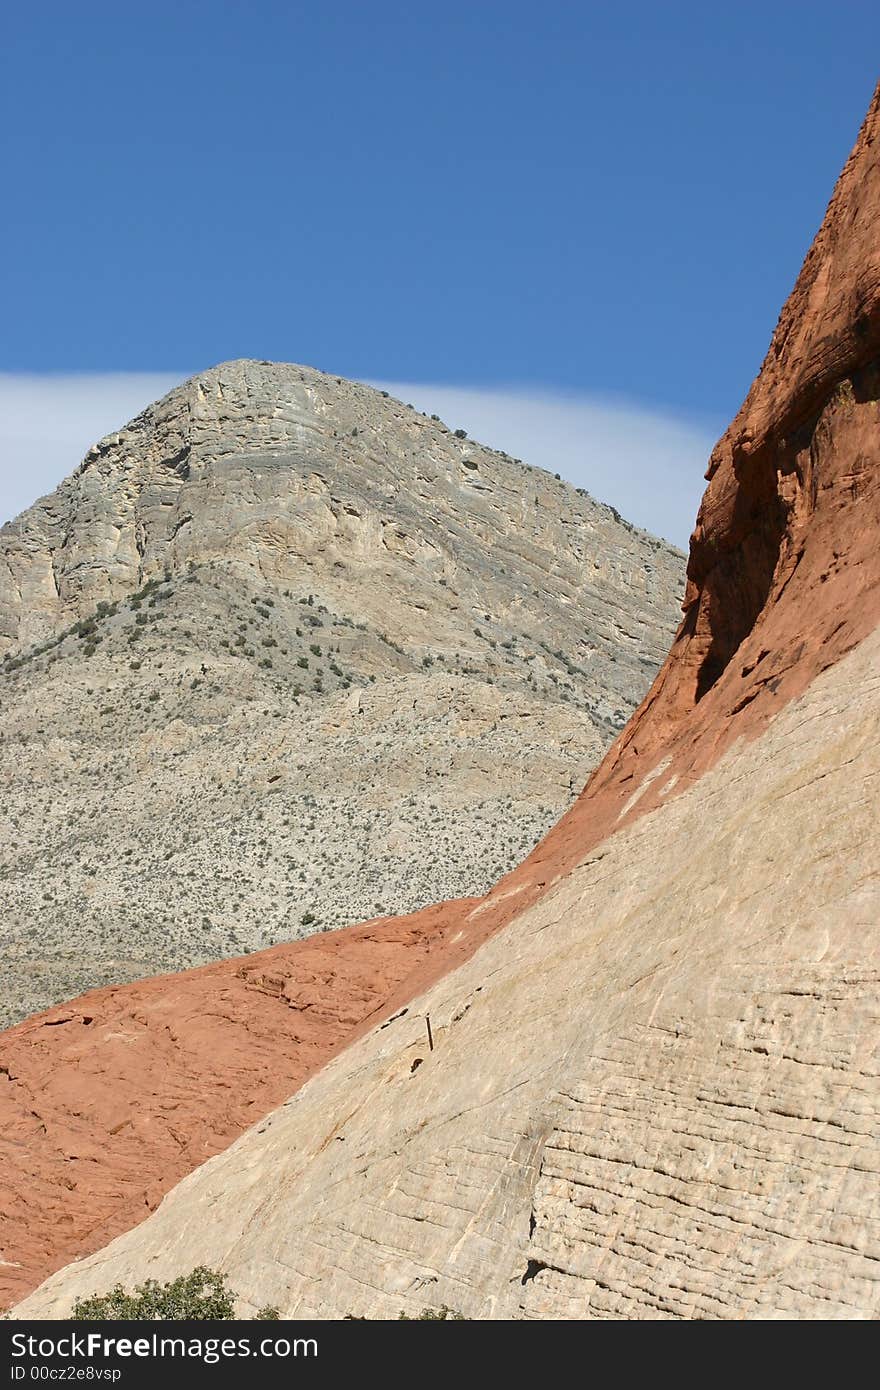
top-left (0, 365), bottom-right (684, 1027)
top-left (6, 84), bottom-right (880, 1319)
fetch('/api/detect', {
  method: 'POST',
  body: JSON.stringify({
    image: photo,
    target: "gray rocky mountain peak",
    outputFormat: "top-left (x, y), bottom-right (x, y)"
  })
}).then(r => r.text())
top-left (0, 360), bottom-right (684, 1024)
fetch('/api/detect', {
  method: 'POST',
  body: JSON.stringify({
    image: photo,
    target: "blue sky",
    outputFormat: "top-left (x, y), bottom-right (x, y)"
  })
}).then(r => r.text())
top-left (1, 3), bottom-right (878, 542)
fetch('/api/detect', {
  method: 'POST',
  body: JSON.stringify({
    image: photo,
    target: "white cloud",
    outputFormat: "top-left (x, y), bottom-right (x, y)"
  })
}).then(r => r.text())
top-left (0, 372), bottom-right (719, 547)
top-left (0, 373), bottom-right (178, 527)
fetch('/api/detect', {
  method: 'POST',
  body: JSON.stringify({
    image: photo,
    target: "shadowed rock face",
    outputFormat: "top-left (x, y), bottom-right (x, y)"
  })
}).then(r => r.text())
top-left (685, 80), bottom-right (880, 709)
top-left (4, 86), bottom-right (880, 1318)
top-left (512, 81), bottom-right (880, 895)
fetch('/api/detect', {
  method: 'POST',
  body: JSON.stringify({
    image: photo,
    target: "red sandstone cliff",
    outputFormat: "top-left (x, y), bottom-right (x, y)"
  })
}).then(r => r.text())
top-left (1, 84), bottom-right (879, 1310)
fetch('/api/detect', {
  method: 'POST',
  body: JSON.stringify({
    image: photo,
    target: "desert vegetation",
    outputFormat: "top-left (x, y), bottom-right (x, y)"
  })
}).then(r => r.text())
top-left (70, 1268), bottom-right (279, 1321)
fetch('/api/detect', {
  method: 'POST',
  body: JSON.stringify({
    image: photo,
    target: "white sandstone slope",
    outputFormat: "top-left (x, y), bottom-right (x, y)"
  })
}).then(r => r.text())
top-left (17, 624), bottom-right (880, 1320)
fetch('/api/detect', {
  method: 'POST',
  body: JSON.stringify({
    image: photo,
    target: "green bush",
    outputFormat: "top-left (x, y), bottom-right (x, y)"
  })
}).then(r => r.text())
top-left (71, 1267), bottom-right (279, 1321)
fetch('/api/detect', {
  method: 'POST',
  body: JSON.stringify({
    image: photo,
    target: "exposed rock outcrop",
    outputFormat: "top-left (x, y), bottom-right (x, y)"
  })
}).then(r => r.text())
top-left (5, 85), bottom-right (880, 1319)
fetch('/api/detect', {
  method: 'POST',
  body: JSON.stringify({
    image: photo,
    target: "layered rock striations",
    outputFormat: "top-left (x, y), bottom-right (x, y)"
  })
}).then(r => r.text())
top-left (5, 85), bottom-right (880, 1319)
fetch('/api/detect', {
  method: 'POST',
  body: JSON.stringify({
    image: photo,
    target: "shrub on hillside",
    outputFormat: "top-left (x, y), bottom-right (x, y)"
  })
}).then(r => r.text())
top-left (346, 1306), bottom-right (466, 1320)
top-left (400, 1307), bottom-right (465, 1320)
top-left (70, 1267), bottom-right (279, 1321)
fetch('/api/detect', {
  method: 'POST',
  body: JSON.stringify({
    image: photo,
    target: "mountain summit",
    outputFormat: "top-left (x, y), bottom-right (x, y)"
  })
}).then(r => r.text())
top-left (0, 364), bottom-right (683, 1027)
